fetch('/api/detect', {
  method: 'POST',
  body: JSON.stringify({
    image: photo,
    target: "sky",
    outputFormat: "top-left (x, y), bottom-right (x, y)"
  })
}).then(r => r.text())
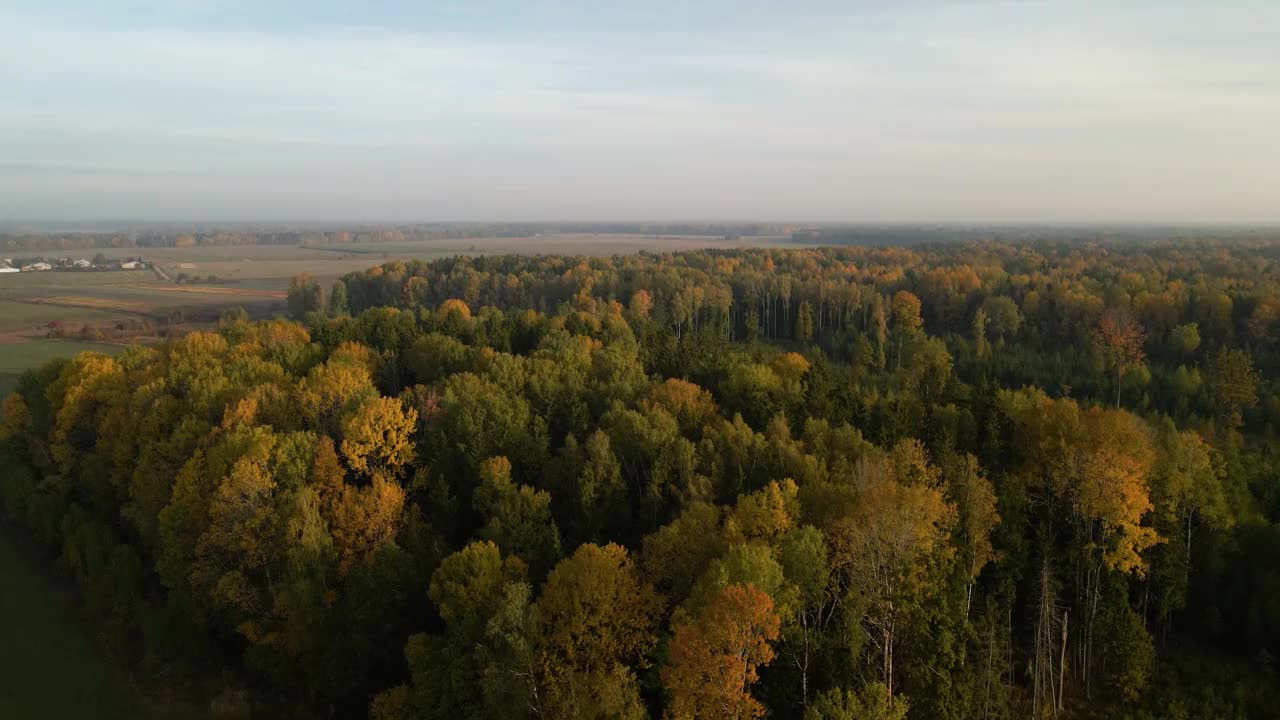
top-left (1, 1), bottom-right (1278, 223)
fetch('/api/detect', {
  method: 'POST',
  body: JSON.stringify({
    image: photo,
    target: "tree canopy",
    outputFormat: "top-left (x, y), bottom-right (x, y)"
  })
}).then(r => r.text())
top-left (3, 239), bottom-right (1280, 719)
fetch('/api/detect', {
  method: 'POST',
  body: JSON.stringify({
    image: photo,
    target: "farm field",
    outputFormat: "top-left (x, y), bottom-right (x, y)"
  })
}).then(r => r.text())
top-left (0, 298), bottom-right (133, 334)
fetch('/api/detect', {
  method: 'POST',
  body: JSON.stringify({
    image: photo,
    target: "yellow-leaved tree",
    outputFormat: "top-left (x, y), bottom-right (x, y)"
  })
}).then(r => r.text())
top-left (340, 396), bottom-right (418, 481)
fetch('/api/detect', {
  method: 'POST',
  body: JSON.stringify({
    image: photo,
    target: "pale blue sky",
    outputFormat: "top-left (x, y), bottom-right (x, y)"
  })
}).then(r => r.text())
top-left (2, 1), bottom-right (1278, 222)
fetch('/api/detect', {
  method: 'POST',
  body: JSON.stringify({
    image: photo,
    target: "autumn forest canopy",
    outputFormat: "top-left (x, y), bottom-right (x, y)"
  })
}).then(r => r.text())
top-left (3, 239), bottom-right (1280, 719)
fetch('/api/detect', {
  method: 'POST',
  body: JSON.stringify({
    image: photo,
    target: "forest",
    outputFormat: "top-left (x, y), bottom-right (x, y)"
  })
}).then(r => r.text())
top-left (2, 239), bottom-right (1278, 719)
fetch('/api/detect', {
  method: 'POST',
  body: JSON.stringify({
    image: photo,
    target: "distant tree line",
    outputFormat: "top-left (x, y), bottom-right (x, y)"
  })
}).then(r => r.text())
top-left (0, 222), bottom-right (797, 252)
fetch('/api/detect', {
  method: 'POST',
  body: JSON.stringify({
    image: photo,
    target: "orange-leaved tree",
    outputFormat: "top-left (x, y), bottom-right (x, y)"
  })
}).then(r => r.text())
top-left (662, 582), bottom-right (781, 720)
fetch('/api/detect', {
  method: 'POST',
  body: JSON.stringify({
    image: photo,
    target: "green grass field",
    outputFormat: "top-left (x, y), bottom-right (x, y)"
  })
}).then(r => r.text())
top-left (0, 530), bottom-right (200, 719)
top-left (0, 339), bottom-right (122, 398)
top-left (0, 269), bottom-right (155, 289)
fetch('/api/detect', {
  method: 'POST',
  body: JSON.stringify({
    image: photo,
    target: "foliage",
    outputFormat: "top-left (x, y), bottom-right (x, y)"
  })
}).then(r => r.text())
top-left (4, 240), bottom-right (1280, 719)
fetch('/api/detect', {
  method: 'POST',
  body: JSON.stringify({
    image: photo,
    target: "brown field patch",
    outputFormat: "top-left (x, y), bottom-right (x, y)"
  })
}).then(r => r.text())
top-left (108, 283), bottom-right (287, 298)
top-left (24, 296), bottom-right (155, 313)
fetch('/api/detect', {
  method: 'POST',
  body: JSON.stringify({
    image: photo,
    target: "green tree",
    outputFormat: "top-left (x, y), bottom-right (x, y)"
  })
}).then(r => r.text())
top-left (805, 683), bottom-right (908, 720)
top-left (473, 456), bottom-right (563, 576)
top-left (534, 543), bottom-right (662, 720)
top-left (329, 279), bottom-right (350, 315)
top-left (1208, 348), bottom-right (1258, 428)
top-left (288, 273), bottom-right (324, 318)
top-left (797, 300), bottom-right (815, 343)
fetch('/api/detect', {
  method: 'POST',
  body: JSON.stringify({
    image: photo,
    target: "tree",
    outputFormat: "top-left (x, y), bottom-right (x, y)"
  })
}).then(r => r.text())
top-left (1077, 407), bottom-right (1160, 576)
top-left (325, 475), bottom-right (405, 575)
top-left (642, 502), bottom-right (725, 600)
top-left (980, 296), bottom-right (1021, 340)
top-left (329, 280), bottom-right (350, 315)
top-left (1170, 322), bottom-right (1200, 356)
top-left (1095, 310), bottom-right (1147, 408)
top-left (805, 683), bottom-right (908, 720)
top-left (662, 583), bottom-right (781, 720)
top-left (796, 300), bottom-right (815, 343)
top-left (628, 289), bottom-right (653, 324)
top-left (1153, 425), bottom-right (1231, 559)
top-left (297, 358), bottom-right (378, 431)
top-left (534, 543), bottom-right (662, 720)
top-left (1150, 423), bottom-right (1232, 628)
top-left (405, 332), bottom-right (473, 385)
top-left (288, 273), bottom-right (324, 318)
top-left (563, 430), bottom-right (628, 543)
top-left (827, 475), bottom-right (956, 699)
top-left (972, 307), bottom-right (991, 362)
top-left (340, 397), bottom-right (418, 481)
top-left (725, 479), bottom-right (800, 544)
top-left (779, 525), bottom-right (834, 707)
top-left (685, 542), bottom-right (790, 618)
top-left (1098, 591), bottom-right (1154, 703)
top-left (890, 291), bottom-right (923, 370)
top-left (473, 456), bottom-right (562, 576)
top-left (398, 542), bottom-right (534, 719)
top-left (1207, 348), bottom-right (1258, 429)
top-left (431, 372), bottom-right (543, 487)
top-left (944, 453), bottom-right (998, 615)
top-left (643, 379), bottom-right (718, 437)
top-left (431, 541), bottom-right (525, 628)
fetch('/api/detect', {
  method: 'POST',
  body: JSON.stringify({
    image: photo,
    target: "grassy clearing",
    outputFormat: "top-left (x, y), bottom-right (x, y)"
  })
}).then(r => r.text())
top-left (0, 339), bottom-right (122, 398)
top-left (0, 530), bottom-right (200, 719)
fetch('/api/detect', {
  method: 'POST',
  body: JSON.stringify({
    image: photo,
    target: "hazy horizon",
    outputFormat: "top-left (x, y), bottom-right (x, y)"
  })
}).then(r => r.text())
top-left (4, 1), bottom-right (1279, 223)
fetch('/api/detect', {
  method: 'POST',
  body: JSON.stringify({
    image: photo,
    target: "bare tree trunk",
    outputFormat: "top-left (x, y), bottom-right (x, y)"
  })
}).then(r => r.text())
top-left (983, 618), bottom-right (996, 719)
top-left (1085, 560), bottom-right (1102, 699)
top-left (1034, 559), bottom-right (1061, 718)
top-left (1057, 609), bottom-right (1069, 711)
top-left (883, 615), bottom-right (896, 702)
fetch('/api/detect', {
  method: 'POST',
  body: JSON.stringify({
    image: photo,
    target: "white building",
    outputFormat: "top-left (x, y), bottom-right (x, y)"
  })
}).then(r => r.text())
top-left (73, 258), bottom-right (92, 268)
top-left (23, 262), bottom-right (53, 271)
top-left (120, 260), bottom-right (144, 269)
top-left (0, 266), bottom-right (18, 274)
